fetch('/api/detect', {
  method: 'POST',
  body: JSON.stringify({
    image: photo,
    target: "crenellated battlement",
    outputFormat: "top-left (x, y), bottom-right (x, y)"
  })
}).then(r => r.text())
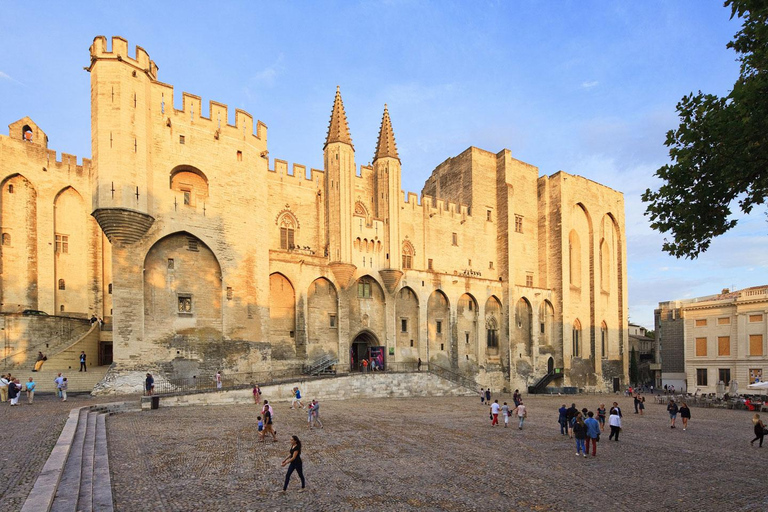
top-left (421, 194), bottom-right (471, 218)
top-left (89, 36), bottom-right (158, 79)
top-left (45, 149), bottom-right (92, 176)
top-left (151, 81), bottom-right (267, 142)
top-left (268, 159), bottom-right (323, 183)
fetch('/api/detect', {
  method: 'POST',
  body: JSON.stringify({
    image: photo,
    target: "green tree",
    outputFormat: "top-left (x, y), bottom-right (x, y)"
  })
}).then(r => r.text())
top-left (629, 347), bottom-right (639, 385)
top-left (642, 0), bottom-right (768, 259)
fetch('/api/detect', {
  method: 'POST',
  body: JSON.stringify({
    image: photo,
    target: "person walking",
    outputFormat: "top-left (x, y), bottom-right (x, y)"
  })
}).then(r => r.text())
top-left (612, 401), bottom-right (623, 418)
top-left (751, 414), bottom-right (766, 447)
top-left (216, 371), bottom-right (223, 390)
top-left (585, 411), bottom-right (601, 457)
top-left (25, 377), bottom-right (36, 404)
top-left (0, 374), bottom-right (9, 403)
top-left (8, 378), bottom-right (21, 406)
top-left (490, 399), bottom-right (500, 426)
top-left (263, 403), bottom-right (278, 442)
top-left (608, 407), bottom-right (622, 441)
top-left (513, 400), bottom-right (527, 430)
top-left (633, 394), bottom-right (640, 414)
top-left (310, 399), bottom-right (323, 429)
top-left (558, 404), bottom-right (568, 435)
top-left (597, 404), bottom-right (607, 432)
top-left (501, 402), bottom-right (511, 428)
top-left (292, 387), bottom-right (305, 410)
top-left (573, 413), bottom-right (587, 457)
top-left (79, 351), bottom-right (87, 372)
top-left (252, 383), bottom-right (262, 405)
top-left (667, 399), bottom-right (679, 429)
top-left (512, 389), bottom-right (521, 407)
top-left (677, 402), bottom-right (690, 430)
top-left (280, 435), bottom-right (306, 493)
top-left (480, 388), bottom-right (485, 405)
top-left (638, 396), bottom-right (646, 416)
top-left (485, 388), bottom-right (491, 404)
top-left (417, 358), bottom-right (422, 371)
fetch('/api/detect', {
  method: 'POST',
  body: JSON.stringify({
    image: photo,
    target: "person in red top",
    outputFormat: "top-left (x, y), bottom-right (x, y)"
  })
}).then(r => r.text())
top-left (361, 358), bottom-right (368, 372)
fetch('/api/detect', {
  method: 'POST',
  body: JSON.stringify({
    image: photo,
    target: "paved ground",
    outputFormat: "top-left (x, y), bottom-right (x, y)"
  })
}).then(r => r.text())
top-left (0, 391), bottom-right (141, 512)
top-left (105, 393), bottom-right (768, 512)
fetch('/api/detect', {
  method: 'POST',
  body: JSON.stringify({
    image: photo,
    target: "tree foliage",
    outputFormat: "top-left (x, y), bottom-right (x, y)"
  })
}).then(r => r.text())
top-left (642, 0), bottom-right (768, 258)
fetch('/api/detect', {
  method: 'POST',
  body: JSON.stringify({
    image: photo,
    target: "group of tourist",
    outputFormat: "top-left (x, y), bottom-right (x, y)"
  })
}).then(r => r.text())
top-left (1, 372), bottom-right (68, 405)
top-left (487, 389), bottom-right (527, 429)
top-left (558, 401), bottom-right (622, 456)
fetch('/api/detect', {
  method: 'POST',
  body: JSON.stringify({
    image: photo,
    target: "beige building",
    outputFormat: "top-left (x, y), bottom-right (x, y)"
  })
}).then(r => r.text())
top-left (657, 286), bottom-right (768, 393)
top-left (0, 36), bottom-right (628, 392)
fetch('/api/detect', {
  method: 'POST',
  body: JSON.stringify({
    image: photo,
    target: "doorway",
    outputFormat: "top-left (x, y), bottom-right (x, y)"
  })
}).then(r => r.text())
top-left (350, 330), bottom-right (380, 371)
top-left (547, 356), bottom-right (554, 373)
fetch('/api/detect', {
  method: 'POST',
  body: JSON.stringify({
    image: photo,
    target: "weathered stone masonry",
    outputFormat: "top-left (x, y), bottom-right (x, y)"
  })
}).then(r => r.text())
top-left (0, 36), bottom-right (629, 392)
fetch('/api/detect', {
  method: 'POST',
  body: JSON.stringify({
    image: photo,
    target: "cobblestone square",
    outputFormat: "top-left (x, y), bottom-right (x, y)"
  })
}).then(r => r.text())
top-left (106, 394), bottom-right (767, 512)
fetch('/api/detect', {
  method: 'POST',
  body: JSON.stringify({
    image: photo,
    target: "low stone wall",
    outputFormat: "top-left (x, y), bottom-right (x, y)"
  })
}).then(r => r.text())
top-left (141, 372), bottom-right (475, 410)
top-left (0, 314), bottom-right (92, 368)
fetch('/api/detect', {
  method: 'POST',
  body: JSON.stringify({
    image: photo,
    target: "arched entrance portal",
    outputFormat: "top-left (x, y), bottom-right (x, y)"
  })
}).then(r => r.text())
top-left (548, 356), bottom-right (554, 373)
top-left (350, 330), bottom-right (384, 372)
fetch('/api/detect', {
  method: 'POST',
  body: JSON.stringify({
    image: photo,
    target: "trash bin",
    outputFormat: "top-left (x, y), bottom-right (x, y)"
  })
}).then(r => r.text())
top-left (151, 396), bottom-right (160, 410)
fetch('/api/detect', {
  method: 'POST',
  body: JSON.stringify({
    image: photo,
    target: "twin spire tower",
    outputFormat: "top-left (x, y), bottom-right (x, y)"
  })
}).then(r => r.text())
top-left (323, 87), bottom-right (401, 273)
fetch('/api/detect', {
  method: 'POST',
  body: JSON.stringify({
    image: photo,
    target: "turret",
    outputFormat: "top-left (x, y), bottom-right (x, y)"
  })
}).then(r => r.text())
top-left (373, 104), bottom-right (401, 269)
top-left (87, 36), bottom-right (156, 245)
top-left (323, 87), bottom-right (356, 263)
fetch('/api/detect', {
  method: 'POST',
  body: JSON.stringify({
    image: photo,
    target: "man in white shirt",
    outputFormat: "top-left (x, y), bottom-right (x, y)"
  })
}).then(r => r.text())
top-left (490, 399), bottom-right (500, 426)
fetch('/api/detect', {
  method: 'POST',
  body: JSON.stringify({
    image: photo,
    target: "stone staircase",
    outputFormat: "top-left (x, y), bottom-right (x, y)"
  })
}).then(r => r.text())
top-left (25, 366), bottom-right (111, 393)
top-left (21, 402), bottom-right (139, 512)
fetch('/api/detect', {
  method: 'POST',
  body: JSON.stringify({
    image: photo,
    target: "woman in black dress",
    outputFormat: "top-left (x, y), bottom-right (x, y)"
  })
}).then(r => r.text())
top-left (281, 435), bottom-right (306, 492)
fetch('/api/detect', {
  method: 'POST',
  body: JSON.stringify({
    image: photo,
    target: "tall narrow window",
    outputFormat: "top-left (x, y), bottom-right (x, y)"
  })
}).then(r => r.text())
top-left (58, 279), bottom-right (66, 290)
top-left (402, 241), bottom-right (414, 270)
top-left (601, 322), bottom-right (607, 358)
top-left (452, 233), bottom-right (458, 246)
top-left (515, 215), bottom-right (523, 233)
top-left (572, 319), bottom-right (581, 357)
top-left (357, 279), bottom-right (372, 299)
top-left (696, 368), bottom-right (708, 386)
top-left (750, 334), bottom-right (764, 356)
top-left (428, 259), bottom-right (433, 270)
top-left (695, 337), bottom-right (707, 357)
top-left (401, 318), bottom-right (408, 332)
top-left (1, 233), bottom-right (9, 246)
top-left (7, 184), bottom-right (13, 193)
top-left (436, 320), bottom-right (442, 334)
top-left (718, 336), bottom-right (730, 356)
top-left (486, 316), bottom-right (499, 348)
top-left (569, 230), bottom-right (581, 288)
top-left (279, 213), bottom-right (297, 250)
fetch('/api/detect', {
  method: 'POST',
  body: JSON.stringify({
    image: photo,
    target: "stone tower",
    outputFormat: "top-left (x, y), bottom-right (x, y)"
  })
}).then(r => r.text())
top-left (87, 36), bottom-right (157, 244)
top-left (372, 105), bottom-right (401, 271)
top-left (324, 87), bottom-right (357, 283)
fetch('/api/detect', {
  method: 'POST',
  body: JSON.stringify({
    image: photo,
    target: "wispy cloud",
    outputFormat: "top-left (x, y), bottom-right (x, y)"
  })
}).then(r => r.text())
top-left (0, 71), bottom-right (24, 86)
top-left (250, 54), bottom-right (284, 88)
top-left (581, 80), bottom-right (599, 89)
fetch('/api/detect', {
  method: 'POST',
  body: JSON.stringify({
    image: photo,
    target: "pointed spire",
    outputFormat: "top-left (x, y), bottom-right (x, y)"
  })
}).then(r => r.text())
top-left (373, 104), bottom-right (399, 162)
top-left (324, 86), bottom-right (353, 150)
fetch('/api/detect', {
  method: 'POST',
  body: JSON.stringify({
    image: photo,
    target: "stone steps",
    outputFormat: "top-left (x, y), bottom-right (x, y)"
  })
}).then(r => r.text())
top-left (24, 366), bottom-right (111, 393)
top-left (22, 402), bottom-right (137, 512)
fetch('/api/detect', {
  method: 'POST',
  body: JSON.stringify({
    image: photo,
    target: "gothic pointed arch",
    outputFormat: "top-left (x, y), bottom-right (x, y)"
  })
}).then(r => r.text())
top-left (485, 296), bottom-right (502, 356)
top-left (458, 293), bottom-right (479, 363)
top-left (0, 174), bottom-right (38, 311)
top-left (396, 285), bottom-right (419, 357)
top-left (516, 297), bottom-right (533, 356)
top-left (427, 290), bottom-right (450, 362)
top-left (307, 277), bottom-right (339, 360)
top-left (349, 275), bottom-right (386, 342)
top-left (275, 210), bottom-right (299, 250)
top-left (170, 165), bottom-right (209, 207)
top-left (270, 272), bottom-right (297, 358)
top-left (54, 186), bottom-right (88, 314)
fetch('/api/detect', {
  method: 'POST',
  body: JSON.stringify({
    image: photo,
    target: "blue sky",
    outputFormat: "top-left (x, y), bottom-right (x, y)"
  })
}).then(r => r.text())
top-left (1, 1), bottom-right (765, 328)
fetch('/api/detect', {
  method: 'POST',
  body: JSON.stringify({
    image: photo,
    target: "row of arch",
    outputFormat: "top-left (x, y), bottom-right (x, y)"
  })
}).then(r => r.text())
top-left (0, 173), bottom-right (93, 314)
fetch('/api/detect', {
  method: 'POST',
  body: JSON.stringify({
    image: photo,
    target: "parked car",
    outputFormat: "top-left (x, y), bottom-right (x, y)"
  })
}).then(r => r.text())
top-left (21, 309), bottom-right (48, 316)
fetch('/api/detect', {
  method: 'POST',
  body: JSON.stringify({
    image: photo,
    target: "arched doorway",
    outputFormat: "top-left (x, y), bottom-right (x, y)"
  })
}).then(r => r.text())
top-left (350, 330), bottom-right (383, 372)
top-left (548, 356), bottom-right (554, 373)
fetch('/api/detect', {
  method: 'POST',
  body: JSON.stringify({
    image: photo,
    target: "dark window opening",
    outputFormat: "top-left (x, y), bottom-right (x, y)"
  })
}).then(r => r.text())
top-left (58, 279), bottom-right (66, 290)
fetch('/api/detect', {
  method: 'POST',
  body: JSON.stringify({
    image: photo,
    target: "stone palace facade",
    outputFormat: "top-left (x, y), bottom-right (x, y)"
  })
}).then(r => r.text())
top-left (0, 36), bottom-right (628, 392)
